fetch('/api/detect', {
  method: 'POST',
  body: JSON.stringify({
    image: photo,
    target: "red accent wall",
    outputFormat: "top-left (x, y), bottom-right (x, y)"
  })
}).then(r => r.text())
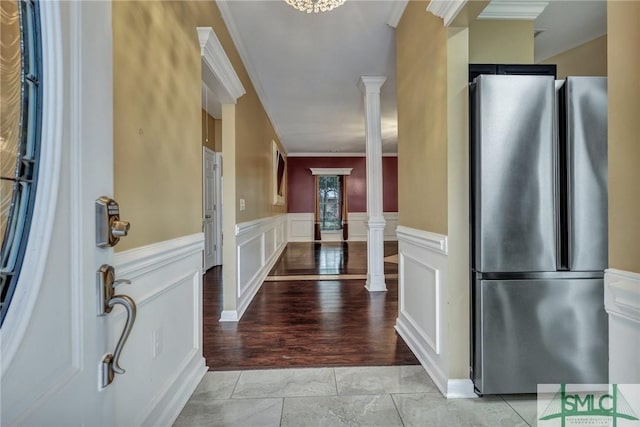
top-left (287, 157), bottom-right (398, 213)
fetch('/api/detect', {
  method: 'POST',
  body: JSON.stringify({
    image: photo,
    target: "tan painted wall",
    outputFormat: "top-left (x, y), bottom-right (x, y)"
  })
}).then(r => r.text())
top-left (113, 1), bottom-right (284, 251)
top-left (396, 0), bottom-right (448, 234)
top-left (541, 35), bottom-right (607, 79)
top-left (469, 20), bottom-right (534, 64)
top-left (608, 2), bottom-right (640, 273)
top-left (446, 27), bottom-right (470, 380)
top-left (113, 2), bottom-right (203, 251)
top-left (202, 109), bottom-right (216, 152)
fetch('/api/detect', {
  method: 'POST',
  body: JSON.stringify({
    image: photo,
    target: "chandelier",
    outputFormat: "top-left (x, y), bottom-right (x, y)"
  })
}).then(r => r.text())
top-left (285, 0), bottom-right (346, 13)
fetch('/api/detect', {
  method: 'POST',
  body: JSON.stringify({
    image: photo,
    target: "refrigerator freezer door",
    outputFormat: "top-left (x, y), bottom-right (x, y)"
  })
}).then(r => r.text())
top-left (566, 77), bottom-right (608, 271)
top-left (472, 278), bottom-right (608, 394)
top-left (472, 75), bottom-right (557, 273)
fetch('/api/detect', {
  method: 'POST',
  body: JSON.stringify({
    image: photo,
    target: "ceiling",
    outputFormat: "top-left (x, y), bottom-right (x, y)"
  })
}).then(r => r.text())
top-left (207, 0), bottom-right (606, 155)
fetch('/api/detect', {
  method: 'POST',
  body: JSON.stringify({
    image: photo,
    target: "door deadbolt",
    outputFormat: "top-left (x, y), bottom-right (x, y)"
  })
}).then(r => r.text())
top-left (96, 196), bottom-right (130, 247)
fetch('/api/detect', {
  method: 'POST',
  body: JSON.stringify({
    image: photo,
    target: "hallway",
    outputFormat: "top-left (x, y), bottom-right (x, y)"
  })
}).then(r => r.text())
top-left (203, 242), bottom-right (417, 370)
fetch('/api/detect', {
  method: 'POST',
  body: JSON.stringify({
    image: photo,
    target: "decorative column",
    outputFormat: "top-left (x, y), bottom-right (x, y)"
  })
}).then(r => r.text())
top-left (359, 76), bottom-right (387, 292)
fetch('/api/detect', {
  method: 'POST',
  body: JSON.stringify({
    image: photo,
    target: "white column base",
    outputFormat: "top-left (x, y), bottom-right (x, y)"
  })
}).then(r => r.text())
top-left (365, 217), bottom-right (387, 292)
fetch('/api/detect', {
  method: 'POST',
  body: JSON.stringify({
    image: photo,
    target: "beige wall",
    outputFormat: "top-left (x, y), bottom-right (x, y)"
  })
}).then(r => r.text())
top-left (446, 27), bottom-right (470, 380)
top-left (113, 2), bottom-right (203, 251)
top-left (469, 20), bottom-right (534, 64)
top-left (541, 35), bottom-right (607, 79)
top-left (608, 2), bottom-right (640, 273)
top-left (396, 0), bottom-right (448, 234)
top-left (113, 1), bottom-right (284, 251)
top-left (202, 109), bottom-right (216, 152)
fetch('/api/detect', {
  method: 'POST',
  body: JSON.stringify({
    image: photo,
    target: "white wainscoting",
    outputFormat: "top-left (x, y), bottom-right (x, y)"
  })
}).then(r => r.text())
top-left (112, 233), bottom-right (207, 427)
top-left (287, 212), bottom-right (314, 242)
top-left (605, 268), bottom-right (640, 384)
top-left (286, 212), bottom-right (398, 242)
top-left (235, 214), bottom-right (288, 319)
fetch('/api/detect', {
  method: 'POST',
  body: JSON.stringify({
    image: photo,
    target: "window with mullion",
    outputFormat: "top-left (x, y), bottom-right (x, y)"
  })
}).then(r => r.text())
top-left (319, 175), bottom-right (342, 231)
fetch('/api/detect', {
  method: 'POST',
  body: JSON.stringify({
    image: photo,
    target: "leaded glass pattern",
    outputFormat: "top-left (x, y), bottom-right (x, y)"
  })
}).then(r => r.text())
top-left (0, 0), bottom-right (42, 324)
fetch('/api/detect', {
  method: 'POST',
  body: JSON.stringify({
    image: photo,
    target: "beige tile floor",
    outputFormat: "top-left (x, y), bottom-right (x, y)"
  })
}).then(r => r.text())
top-left (173, 366), bottom-right (538, 427)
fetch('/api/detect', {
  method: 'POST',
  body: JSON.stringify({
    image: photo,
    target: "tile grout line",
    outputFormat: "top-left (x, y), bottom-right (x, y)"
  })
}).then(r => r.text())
top-left (389, 392), bottom-right (406, 427)
top-left (229, 371), bottom-right (243, 399)
top-left (500, 395), bottom-right (533, 427)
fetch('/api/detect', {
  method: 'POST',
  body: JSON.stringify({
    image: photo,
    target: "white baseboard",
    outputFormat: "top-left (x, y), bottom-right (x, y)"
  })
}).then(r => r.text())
top-left (396, 316), bottom-right (447, 396)
top-left (141, 352), bottom-right (207, 427)
top-left (220, 310), bottom-right (239, 322)
top-left (446, 379), bottom-right (477, 399)
top-left (605, 268), bottom-right (640, 384)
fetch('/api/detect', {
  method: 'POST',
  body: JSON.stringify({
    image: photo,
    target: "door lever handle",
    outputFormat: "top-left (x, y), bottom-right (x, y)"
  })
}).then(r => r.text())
top-left (102, 294), bottom-right (137, 387)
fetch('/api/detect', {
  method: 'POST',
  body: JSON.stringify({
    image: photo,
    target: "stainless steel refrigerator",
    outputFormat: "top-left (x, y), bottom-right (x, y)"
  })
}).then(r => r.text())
top-left (470, 75), bottom-right (609, 395)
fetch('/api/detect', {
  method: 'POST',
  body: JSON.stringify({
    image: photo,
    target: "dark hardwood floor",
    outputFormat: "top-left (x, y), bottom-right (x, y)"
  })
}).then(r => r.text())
top-left (203, 241), bottom-right (418, 370)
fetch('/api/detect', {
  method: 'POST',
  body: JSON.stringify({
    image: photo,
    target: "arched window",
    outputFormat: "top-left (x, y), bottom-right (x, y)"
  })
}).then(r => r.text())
top-left (0, 0), bottom-right (43, 325)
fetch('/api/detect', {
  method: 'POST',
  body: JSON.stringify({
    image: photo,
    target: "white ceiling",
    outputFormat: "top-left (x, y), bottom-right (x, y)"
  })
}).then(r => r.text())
top-left (210, 0), bottom-right (607, 155)
top-left (534, 0), bottom-right (607, 62)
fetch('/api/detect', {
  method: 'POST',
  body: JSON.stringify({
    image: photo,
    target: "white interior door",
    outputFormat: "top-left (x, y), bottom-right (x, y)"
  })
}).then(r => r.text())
top-left (0, 2), bottom-right (119, 424)
top-left (203, 147), bottom-right (217, 270)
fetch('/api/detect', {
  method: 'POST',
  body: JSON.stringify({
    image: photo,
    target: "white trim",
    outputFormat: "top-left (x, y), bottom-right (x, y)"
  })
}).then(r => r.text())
top-left (197, 27), bottom-right (245, 103)
top-left (426, 0), bottom-right (468, 27)
top-left (446, 380), bottom-right (478, 399)
top-left (111, 236), bottom-right (205, 425)
top-left (477, 1), bottom-right (549, 20)
top-left (141, 352), bottom-right (207, 427)
top-left (288, 152), bottom-right (398, 157)
top-left (605, 268), bottom-right (640, 324)
top-left (396, 226), bottom-right (448, 254)
top-left (396, 225), bottom-right (449, 398)
top-left (216, 2), bottom-right (285, 149)
top-left (386, 0), bottom-right (409, 28)
top-left (1, 1), bottom-right (64, 374)
top-left (220, 310), bottom-right (240, 322)
top-left (113, 233), bottom-right (204, 280)
top-left (222, 214), bottom-right (288, 322)
top-left (395, 317), bottom-right (448, 396)
top-left (236, 214), bottom-right (287, 237)
top-left (310, 167), bottom-right (353, 176)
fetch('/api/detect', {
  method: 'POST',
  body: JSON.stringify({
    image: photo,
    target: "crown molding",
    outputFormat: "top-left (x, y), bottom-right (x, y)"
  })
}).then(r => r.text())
top-left (197, 27), bottom-right (245, 103)
top-left (426, 0), bottom-right (467, 27)
top-left (477, 1), bottom-right (549, 20)
top-left (215, 2), bottom-right (287, 148)
top-left (386, 0), bottom-right (409, 28)
top-left (310, 168), bottom-right (353, 176)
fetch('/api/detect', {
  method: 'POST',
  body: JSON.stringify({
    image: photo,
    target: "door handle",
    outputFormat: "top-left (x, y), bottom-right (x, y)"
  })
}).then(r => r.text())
top-left (102, 295), bottom-right (136, 386)
top-left (205, 214), bottom-right (212, 219)
top-left (97, 264), bottom-right (137, 388)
